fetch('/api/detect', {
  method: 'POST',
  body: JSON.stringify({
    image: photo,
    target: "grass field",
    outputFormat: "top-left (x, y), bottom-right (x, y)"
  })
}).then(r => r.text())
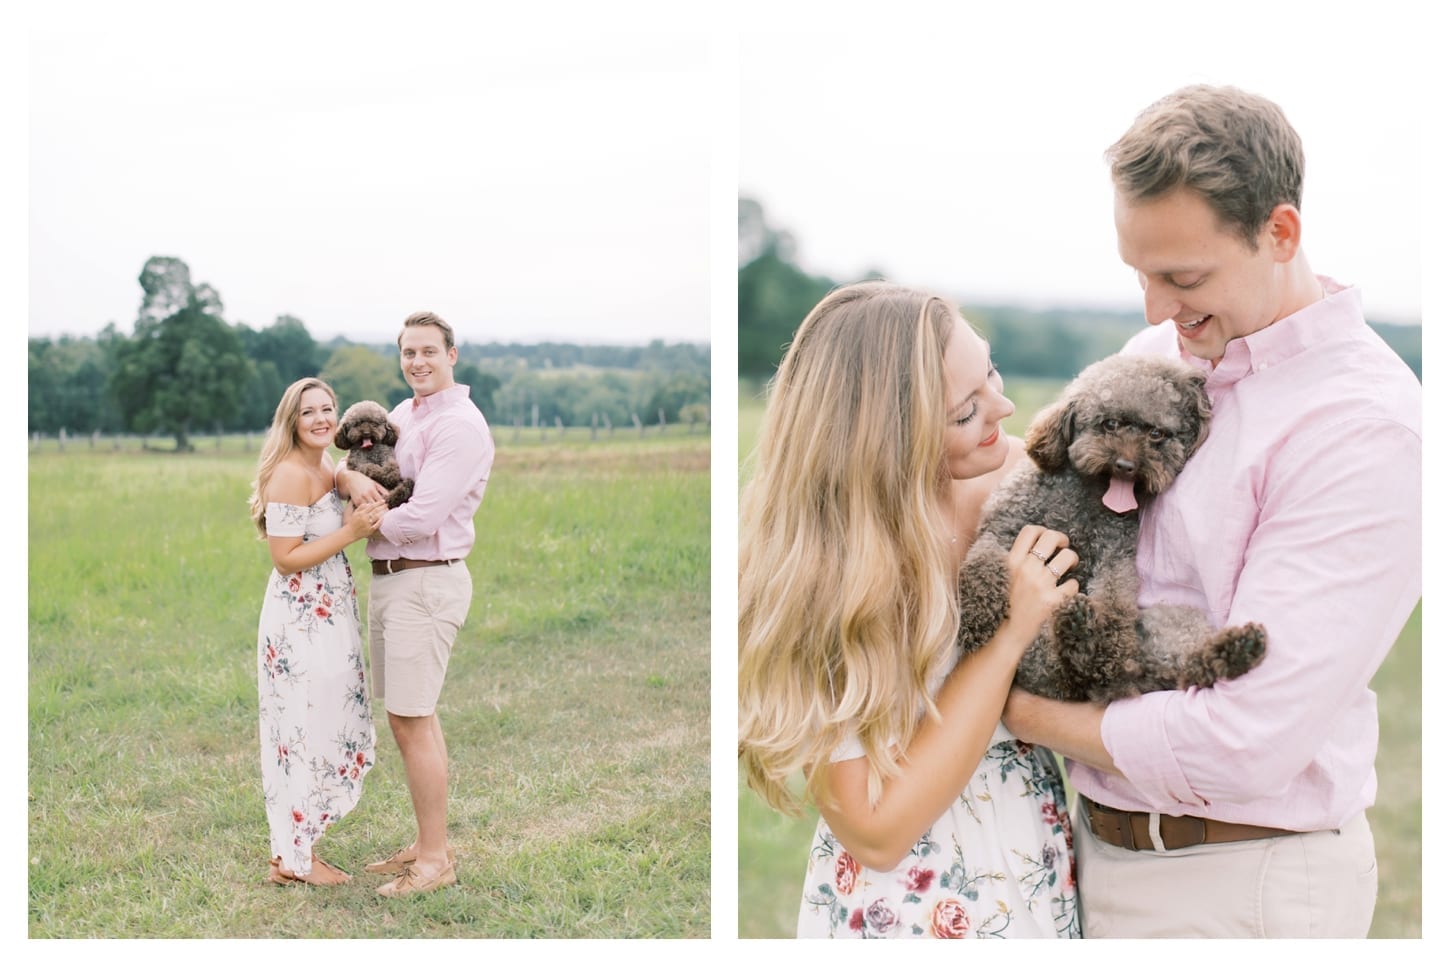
top-left (28, 428), bottom-right (709, 938)
top-left (736, 382), bottom-right (1422, 939)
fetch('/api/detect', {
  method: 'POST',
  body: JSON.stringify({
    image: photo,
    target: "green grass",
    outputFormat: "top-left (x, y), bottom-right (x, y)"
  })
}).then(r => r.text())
top-left (736, 379), bottom-right (1422, 939)
top-left (29, 431), bottom-right (709, 938)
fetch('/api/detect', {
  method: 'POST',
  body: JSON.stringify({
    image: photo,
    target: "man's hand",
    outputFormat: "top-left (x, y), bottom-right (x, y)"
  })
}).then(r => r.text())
top-left (336, 466), bottom-right (388, 504)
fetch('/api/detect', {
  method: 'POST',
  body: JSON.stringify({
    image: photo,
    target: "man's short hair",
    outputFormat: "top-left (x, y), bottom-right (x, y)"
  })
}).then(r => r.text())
top-left (1107, 84), bottom-right (1304, 250)
top-left (398, 310), bottom-right (455, 351)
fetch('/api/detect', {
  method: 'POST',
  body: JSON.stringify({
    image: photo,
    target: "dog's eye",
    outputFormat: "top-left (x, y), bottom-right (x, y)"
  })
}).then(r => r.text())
top-left (1148, 428), bottom-right (1167, 442)
top-left (1103, 419), bottom-right (1121, 432)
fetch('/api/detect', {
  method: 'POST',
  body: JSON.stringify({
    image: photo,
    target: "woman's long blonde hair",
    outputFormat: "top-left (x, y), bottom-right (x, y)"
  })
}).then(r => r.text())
top-left (738, 281), bottom-right (960, 815)
top-left (248, 377), bottom-right (337, 537)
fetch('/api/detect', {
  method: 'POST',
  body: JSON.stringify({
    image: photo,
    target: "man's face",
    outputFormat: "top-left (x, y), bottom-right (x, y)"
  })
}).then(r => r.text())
top-left (399, 324), bottom-right (457, 398)
top-left (1114, 187), bottom-right (1285, 365)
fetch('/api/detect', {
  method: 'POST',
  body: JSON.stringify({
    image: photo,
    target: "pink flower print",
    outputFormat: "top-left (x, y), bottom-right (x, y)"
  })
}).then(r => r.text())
top-left (930, 898), bottom-right (971, 938)
top-left (291, 808), bottom-right (305, 825)
top-left (355, 752), bottom-right (366, 766)
top-left (835, 851), bottom-right (861, 895)
top-left (349, 766), bottom-right (360, 780)
top-left (847, 907), bottom-right (865, 932)
top-left (288, 574), bottom-right (302, 593)
top-left (902, 866), bottom-right (934, 893)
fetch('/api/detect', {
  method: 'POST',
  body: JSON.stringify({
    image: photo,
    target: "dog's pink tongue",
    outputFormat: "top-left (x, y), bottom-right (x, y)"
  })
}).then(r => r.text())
top-left (361, 439), bottom-right (373, 449)
top-left (1104, 477), bottom-right (1138, 513)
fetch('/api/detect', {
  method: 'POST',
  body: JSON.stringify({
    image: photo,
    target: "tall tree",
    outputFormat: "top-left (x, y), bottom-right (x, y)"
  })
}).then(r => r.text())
top-left (737, 197), bottom-right (836, 379)
top-left (109, 257), bottom-right (254, 450)
top-left (237, 314), bottom-right (326, 427)
top-left (320, 345), bottom-right (407, 411)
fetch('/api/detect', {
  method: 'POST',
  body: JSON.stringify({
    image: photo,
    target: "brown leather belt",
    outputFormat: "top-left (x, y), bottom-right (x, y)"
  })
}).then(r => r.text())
top-left (1081, 795), bottom-right (1298, 851)
top-left (371, 558), bottom-right (458, 576)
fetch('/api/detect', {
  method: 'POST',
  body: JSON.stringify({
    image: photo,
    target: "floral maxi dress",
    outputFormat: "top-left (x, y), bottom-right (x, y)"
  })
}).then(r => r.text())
top-left (257, 494), bottom-right (375, 876)
top-left (797, 653), bottom-right (1079, 938)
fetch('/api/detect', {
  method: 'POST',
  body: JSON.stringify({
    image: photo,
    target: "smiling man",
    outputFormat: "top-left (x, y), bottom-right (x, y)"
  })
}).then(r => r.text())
top-left (340, 310), bottom-right (495, 896)
top-left (1002, 85), bottom-right (1422, 938)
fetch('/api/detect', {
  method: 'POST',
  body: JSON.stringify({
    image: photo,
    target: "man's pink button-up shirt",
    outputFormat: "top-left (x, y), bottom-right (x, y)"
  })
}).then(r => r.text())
top-left (1067, 279), bottom-right (1421, 831)
top-left (368, 383), bottom-right (494, 563)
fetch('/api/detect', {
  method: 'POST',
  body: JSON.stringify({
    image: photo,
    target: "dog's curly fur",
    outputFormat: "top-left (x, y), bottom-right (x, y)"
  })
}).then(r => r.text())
top-left (957, 354), bottom-right (1266, 702)
top-left (335, 400), bottom-right (414, 509)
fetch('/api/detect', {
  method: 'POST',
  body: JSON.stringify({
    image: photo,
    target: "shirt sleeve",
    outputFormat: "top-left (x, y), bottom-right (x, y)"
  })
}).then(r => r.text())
top-left (378, 415), bottom-right (494, 546)
top-left (264, 502), bottom-right (307, 538)
top-left (1101, 416), bottom-right (1422, 809)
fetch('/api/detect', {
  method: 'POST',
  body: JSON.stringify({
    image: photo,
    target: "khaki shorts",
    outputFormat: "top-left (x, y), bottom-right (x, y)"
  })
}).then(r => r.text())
top-left (367, 561), bottom-right (473, 716)
top-left (1074, 798), bottom-right (1377, 938)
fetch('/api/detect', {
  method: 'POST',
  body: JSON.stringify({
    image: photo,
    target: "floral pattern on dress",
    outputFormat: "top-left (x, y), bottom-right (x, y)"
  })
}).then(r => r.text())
top-left (797, 731), bottom-right (1079, 939)
top-left (257, 493), bottom-right (375, 876)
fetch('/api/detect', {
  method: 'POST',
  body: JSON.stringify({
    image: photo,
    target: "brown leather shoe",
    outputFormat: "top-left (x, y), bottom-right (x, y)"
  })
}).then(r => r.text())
top-left (376, 860), bottom-right (457, 897)
top-left (364, 844), bottom-right (456, 875)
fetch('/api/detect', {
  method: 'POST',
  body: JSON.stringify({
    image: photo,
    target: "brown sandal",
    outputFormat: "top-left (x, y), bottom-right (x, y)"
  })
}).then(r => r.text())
top-left (267, 857), bottom-right (302, 885)
top-left (268, 854), bottom-right (351, 885)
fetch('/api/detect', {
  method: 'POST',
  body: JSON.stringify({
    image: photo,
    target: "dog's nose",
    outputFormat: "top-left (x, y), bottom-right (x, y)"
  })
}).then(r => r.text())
top-left (1114, 458), bottom-right (1136, 475)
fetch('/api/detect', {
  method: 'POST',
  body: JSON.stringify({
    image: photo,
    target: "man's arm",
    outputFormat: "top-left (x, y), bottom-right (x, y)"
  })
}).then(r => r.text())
top-left (1080, 418), bottom-right (1419, 812)
top-left (334, 464), bottom-right (388, 504)
top-left (1002, 690), bottom-right (1119, 775)
top-left (377, 417), bottom-right (493, 545)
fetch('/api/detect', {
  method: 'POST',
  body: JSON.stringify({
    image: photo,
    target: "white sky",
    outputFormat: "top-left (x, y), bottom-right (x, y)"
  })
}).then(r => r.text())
top-left (27, 3), bottom-right (712, 345)
top-left (740, 6), bottom-right (1427, 326)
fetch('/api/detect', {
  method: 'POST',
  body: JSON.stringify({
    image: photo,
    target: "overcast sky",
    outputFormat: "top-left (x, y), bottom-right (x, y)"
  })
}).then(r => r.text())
top-left (740, 7), bottom-right (1426, 326)
top-left (27, 4), bottom-right (711, 345)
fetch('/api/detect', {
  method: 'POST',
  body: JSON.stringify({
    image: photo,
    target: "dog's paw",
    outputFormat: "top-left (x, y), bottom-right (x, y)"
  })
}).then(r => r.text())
top-left (386, 479), bottom-right (415, 509)
top-left (1052, 593), bottom-right (1096, 644)
top-left (1208, 622), bottom-right (1267, 679)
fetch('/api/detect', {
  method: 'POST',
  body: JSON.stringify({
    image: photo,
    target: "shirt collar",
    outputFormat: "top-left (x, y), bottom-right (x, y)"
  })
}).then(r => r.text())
top-left (411, 383), bottom-right (471, 412)
top-left (1188, 277), bottom-right (1360, 389)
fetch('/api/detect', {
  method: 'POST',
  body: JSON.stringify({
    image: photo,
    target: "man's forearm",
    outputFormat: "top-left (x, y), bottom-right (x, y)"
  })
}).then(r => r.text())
top-left (1003, 688), bottom-right (1121, 776)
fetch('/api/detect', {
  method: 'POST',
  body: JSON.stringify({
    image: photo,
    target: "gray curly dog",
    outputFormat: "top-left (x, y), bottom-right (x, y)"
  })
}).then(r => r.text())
top-left (335, 400), bottom-right (415, 510)
top-left (957, 354), bottom-right (1266, 702)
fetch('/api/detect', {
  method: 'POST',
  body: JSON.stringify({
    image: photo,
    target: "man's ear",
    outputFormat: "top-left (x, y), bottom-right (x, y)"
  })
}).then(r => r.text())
top-left (1264, 203), bottom-right (1302, 263)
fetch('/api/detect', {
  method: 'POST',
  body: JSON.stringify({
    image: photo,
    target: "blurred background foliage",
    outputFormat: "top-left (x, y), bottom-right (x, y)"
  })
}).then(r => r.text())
top-left (738, 196), bottom-right (1420, 386)
top-left (30, 257), bottom-right (709, 450)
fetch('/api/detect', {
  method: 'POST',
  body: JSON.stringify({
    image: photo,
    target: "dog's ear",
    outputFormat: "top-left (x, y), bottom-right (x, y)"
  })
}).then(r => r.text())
top-left (383, 419), bottom-right (399, 446)
top-left (334, 419), bottom-right (356, 450)
top-left (1025, 396), bottom-right (1076, 472)
top-left (1182, 370), bottom-right (1212, 457)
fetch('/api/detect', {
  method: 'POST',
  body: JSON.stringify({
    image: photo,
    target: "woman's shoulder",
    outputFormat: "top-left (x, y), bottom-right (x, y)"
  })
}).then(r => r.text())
top-left (263, 459), bottom-right (318, 508)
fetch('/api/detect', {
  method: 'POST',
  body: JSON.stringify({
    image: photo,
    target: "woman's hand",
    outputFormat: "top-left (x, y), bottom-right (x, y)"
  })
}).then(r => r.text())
top-left (344, 498), bottom-right (387, 540)
top-left (1002, 525), bottom-right (1080, 644)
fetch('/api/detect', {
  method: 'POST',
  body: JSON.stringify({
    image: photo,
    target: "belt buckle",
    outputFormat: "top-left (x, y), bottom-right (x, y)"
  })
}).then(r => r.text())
top-left (1090, 799), bottom-right (1139, 850)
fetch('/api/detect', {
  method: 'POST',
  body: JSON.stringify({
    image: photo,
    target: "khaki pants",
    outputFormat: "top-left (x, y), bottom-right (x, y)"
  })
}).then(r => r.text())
top-left (368, 561), bottom-right (473, 716)
top-left (1074, 798), bottom-right (1377, 938)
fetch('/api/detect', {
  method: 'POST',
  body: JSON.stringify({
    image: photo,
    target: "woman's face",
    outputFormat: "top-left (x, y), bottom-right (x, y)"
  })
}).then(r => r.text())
top-left (941, 314), bottom-right (1013, 480)
top-left (294, 387), bottom-right (338, 453)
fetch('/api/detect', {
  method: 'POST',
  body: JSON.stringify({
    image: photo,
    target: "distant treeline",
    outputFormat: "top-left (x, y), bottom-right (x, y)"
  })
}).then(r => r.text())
top-left (739, 197), bottom-right (1421, 382)
top-left (29, 256), bottom-right (709, 449)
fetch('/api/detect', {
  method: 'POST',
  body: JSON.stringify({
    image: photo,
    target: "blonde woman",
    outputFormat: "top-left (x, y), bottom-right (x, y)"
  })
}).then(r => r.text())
top-left (739, 281), bottom-right (1082, 938)
top-left (249, 378), bottom-right (386, 885)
